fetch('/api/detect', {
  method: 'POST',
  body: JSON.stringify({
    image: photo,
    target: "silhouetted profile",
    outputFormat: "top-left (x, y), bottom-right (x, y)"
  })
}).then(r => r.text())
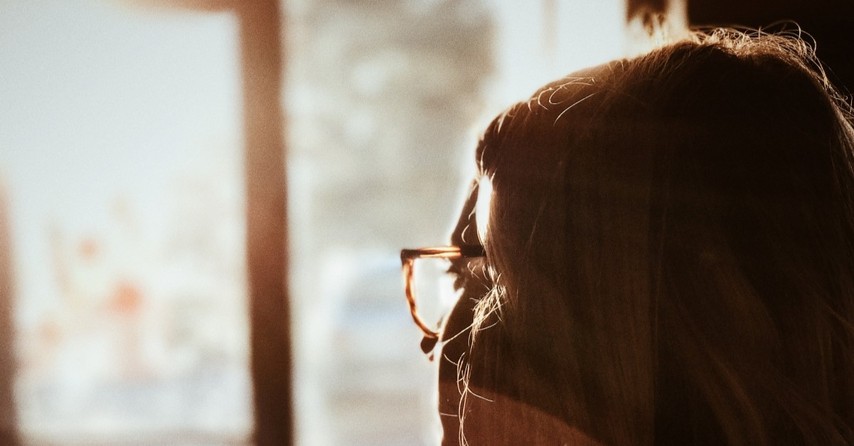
top-left (433, 28), bottom-right (854, 445)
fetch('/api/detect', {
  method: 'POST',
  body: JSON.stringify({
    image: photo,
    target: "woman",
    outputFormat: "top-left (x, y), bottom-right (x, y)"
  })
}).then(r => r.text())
top-left (437, 29), bottom-right (854, 445)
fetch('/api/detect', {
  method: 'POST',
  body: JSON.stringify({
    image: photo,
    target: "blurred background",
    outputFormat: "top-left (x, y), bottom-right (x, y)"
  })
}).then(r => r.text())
top-left (0, 0), bottom-right (851, 445)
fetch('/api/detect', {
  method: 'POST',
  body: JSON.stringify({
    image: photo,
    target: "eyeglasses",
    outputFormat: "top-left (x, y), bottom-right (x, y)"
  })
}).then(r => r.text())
top-left (400, 245), bottom-right (486, 340)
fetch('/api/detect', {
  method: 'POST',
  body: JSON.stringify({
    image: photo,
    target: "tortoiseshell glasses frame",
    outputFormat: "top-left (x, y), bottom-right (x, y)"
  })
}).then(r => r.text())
top-left (400, 245), bottom-right (486, 339)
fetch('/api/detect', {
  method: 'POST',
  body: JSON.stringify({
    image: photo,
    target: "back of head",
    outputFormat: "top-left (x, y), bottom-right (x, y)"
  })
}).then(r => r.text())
top-left (454, 29), bottom-right (854, 445)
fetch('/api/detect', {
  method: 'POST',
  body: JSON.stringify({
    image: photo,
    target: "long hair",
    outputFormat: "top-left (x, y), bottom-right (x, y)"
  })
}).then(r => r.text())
top-left (452, 29), bottom-right (854, 445)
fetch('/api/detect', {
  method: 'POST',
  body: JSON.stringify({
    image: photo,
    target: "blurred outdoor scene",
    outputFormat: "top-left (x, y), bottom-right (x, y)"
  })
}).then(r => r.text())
top-left (0, 0), bottom-right (642, 444)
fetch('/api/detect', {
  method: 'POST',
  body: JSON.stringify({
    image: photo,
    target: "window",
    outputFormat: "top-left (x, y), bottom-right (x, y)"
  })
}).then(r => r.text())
top-left (287, 1), bottom-right (628, 444)
top-left (0, 0), bottom-right (664, 444)
top-left (0, 2), bottom-right (251, 444)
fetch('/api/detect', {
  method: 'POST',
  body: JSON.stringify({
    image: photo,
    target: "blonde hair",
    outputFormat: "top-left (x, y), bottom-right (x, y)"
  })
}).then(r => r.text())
top-left (454, 29), bottom-right (854, 445)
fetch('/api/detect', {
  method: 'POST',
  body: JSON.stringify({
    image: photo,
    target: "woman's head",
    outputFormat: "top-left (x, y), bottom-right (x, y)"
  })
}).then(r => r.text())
top-left (439, 29), bottom-right (854, 445)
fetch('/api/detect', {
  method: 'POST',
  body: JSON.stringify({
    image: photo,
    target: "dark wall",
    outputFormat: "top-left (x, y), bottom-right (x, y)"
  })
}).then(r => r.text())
top-left (689, 0), bottom-right (854, 94)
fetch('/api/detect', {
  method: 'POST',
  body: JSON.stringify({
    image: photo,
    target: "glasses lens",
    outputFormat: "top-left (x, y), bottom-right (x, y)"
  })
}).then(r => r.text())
top-left (411, 257), bottom-right (459, 334)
